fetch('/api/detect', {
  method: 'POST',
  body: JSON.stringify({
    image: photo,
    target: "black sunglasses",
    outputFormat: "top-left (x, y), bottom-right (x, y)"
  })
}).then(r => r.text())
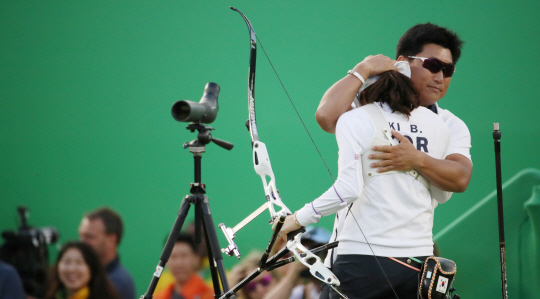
top-left (408, 56), bottom-right (455, 78)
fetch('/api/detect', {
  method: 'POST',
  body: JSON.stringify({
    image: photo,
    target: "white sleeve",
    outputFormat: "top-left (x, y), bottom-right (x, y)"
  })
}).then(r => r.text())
top-left (296, 114), bottom-right (364, 226)
top-left (446, 120), bottom-right (471, 161)
top-left (429, 107), bottom-right (471, 203)
top-left (431, 114), bottom-right (454, 204)
top-left (430, 185), bottom-right (452, 204)
top-left (439, 108), bottom-right (472, 162)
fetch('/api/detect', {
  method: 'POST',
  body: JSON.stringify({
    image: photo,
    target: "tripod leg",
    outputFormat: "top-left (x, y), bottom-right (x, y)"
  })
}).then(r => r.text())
top-left (199, 196), bottom-right (231, 296)
top-left (197, 199), bottom-right (222, 297)
top-left (141, 196), bottom-right (192, 299)
top-left (202, 219), bottom-right (224, 297)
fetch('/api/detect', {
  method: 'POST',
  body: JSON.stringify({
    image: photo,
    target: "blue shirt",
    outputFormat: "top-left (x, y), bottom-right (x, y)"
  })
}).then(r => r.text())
top-left (106, 256), bottom-right (136, 299)
top-left (0, 261), bottom-right (26, 299)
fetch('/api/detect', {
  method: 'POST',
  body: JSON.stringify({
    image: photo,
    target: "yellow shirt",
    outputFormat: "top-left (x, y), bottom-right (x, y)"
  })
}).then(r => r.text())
top-left (66, 287), bottom-right (89, 299)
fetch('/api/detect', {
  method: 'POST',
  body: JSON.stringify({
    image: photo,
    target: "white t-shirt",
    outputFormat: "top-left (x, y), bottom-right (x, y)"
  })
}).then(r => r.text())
top-left (296, 102), bottom-right (452, 257)
top-left (436, 103), bottom-right (472, 162)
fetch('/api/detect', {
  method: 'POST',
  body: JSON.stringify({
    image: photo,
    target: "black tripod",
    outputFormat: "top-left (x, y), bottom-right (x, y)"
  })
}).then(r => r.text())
top-left (141, 122), bottom-right (234, 299)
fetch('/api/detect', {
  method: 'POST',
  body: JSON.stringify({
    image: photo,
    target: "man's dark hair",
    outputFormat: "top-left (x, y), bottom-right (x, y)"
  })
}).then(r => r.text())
top-left (360, 71), bottom-right (419, 118)
top-left (175, 233), bottom-right (198, 254)
top-left (85, 207), bottom-right (124, 245)
top-left (396, 23), bottom-right (464, 65)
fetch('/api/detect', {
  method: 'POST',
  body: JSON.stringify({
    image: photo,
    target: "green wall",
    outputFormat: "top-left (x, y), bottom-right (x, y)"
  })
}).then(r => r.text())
top-left (435, 169), bottom-right (540, 298)
top-left (1, 1), bottom-right (539, 297)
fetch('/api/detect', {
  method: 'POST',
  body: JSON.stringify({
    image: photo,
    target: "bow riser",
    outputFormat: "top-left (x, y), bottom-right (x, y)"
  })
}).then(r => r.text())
top-left (287, 232), bottom-right (340, 286)
top-left (253, 141), bottom-right (292, 220)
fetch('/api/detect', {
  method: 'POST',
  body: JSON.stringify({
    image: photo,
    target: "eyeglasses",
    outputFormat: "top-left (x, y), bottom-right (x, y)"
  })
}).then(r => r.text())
top-left (245, 275), bottom-right (272, 292)
top-left (408, 56), bottom-right (455, 78)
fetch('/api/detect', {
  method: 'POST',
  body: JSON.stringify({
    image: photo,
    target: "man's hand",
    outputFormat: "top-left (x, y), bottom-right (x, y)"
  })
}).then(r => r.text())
top-left (354, 55), bottom-right (398, 79)
top-left (370, 130), bottom-right (472, 192)
top-left (316, 54), bottom-right (398, 134)
top-left (369, 130), bottom-right (421, 172)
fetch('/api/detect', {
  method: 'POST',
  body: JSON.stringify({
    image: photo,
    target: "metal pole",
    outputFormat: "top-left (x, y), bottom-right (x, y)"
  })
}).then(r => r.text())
top-left (493, 123), bottom-right (508, 299)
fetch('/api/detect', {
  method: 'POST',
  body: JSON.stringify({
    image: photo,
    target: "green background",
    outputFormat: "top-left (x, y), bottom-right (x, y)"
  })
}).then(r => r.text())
top-left (1, 1), bottom-right (539, 297)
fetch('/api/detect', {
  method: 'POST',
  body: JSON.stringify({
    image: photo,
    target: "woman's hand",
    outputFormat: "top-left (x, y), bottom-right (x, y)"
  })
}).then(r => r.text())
top-left (276, 214), bottom-right (303, 242)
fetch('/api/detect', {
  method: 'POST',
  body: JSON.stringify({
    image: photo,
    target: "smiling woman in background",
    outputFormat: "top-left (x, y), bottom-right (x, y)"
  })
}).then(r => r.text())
top-left (45, 241), bottom-right (120, 299)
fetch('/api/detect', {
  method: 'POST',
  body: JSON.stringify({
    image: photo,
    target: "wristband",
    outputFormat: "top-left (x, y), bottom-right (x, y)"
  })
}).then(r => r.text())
top-left (347, 69), bottom-right (366, 84)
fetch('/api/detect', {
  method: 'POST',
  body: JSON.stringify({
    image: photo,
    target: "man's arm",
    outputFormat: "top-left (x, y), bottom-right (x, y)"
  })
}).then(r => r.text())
top-left (369, 130), bottom-right (472, 192)
top-left (316, 55), bottom-right (398, 133)
top-left (421, 153), bottom-right (472, 193)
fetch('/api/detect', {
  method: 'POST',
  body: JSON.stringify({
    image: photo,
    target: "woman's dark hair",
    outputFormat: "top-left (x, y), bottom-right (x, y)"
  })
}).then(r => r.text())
top-left (45, 241), bottom-right (120, 299)
top-left (396, 23), bottom-right (464, 65)
top-left (359, 70), bottom-right (419, 118)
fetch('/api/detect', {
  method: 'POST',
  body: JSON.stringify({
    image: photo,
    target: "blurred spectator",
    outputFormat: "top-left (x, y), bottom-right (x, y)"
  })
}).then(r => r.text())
top-left (289, 226), bottom-right (331, 299)
top-left (184, 221), bottom-right (211, 282)
top-left (79, 207), bottom-right (135, 299)
top-left (228, 251), bottom-right (277, 299)
top-left (265, 226), bottom-right (331, 299)
top-left (154, 233), bottom-right (213, 299)
top-left (45, 241), bottom-right (119, 299)
top-left (0, 260), bottom-right (25, 299)
top-left (155, 221), bottom-right (214, 294)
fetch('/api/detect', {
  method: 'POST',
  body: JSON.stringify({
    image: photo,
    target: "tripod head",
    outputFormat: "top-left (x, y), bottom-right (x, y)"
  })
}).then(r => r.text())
top-left (183, 122), bottom-right (234, 153)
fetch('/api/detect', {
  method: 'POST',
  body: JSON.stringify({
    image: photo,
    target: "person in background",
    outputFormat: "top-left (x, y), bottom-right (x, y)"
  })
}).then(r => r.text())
top-left (153, 233), bottom-right (213, 299)
top-left (0, 259), bottom-right (26, 299)
top-left (228, 251), bottom-right (277, 299)
top-left (289, 226), bottom-right (331, 299)
top-left (79, 207), bottom-right (135, 299)
top-left (45, 241), bottom-right (119, 299)
top-left (263, 226), bottom-right (332, 299)
top-left (155, 222), bottom-right (213, 294)
top-left (184, 222), bottom-right (212, 284)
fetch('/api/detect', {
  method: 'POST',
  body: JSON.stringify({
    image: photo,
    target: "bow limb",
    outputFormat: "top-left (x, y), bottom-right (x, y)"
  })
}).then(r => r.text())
top-left (231, 6), bottom-right (291, 221)
top-left (230, 7), bottom-right (259, 143)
